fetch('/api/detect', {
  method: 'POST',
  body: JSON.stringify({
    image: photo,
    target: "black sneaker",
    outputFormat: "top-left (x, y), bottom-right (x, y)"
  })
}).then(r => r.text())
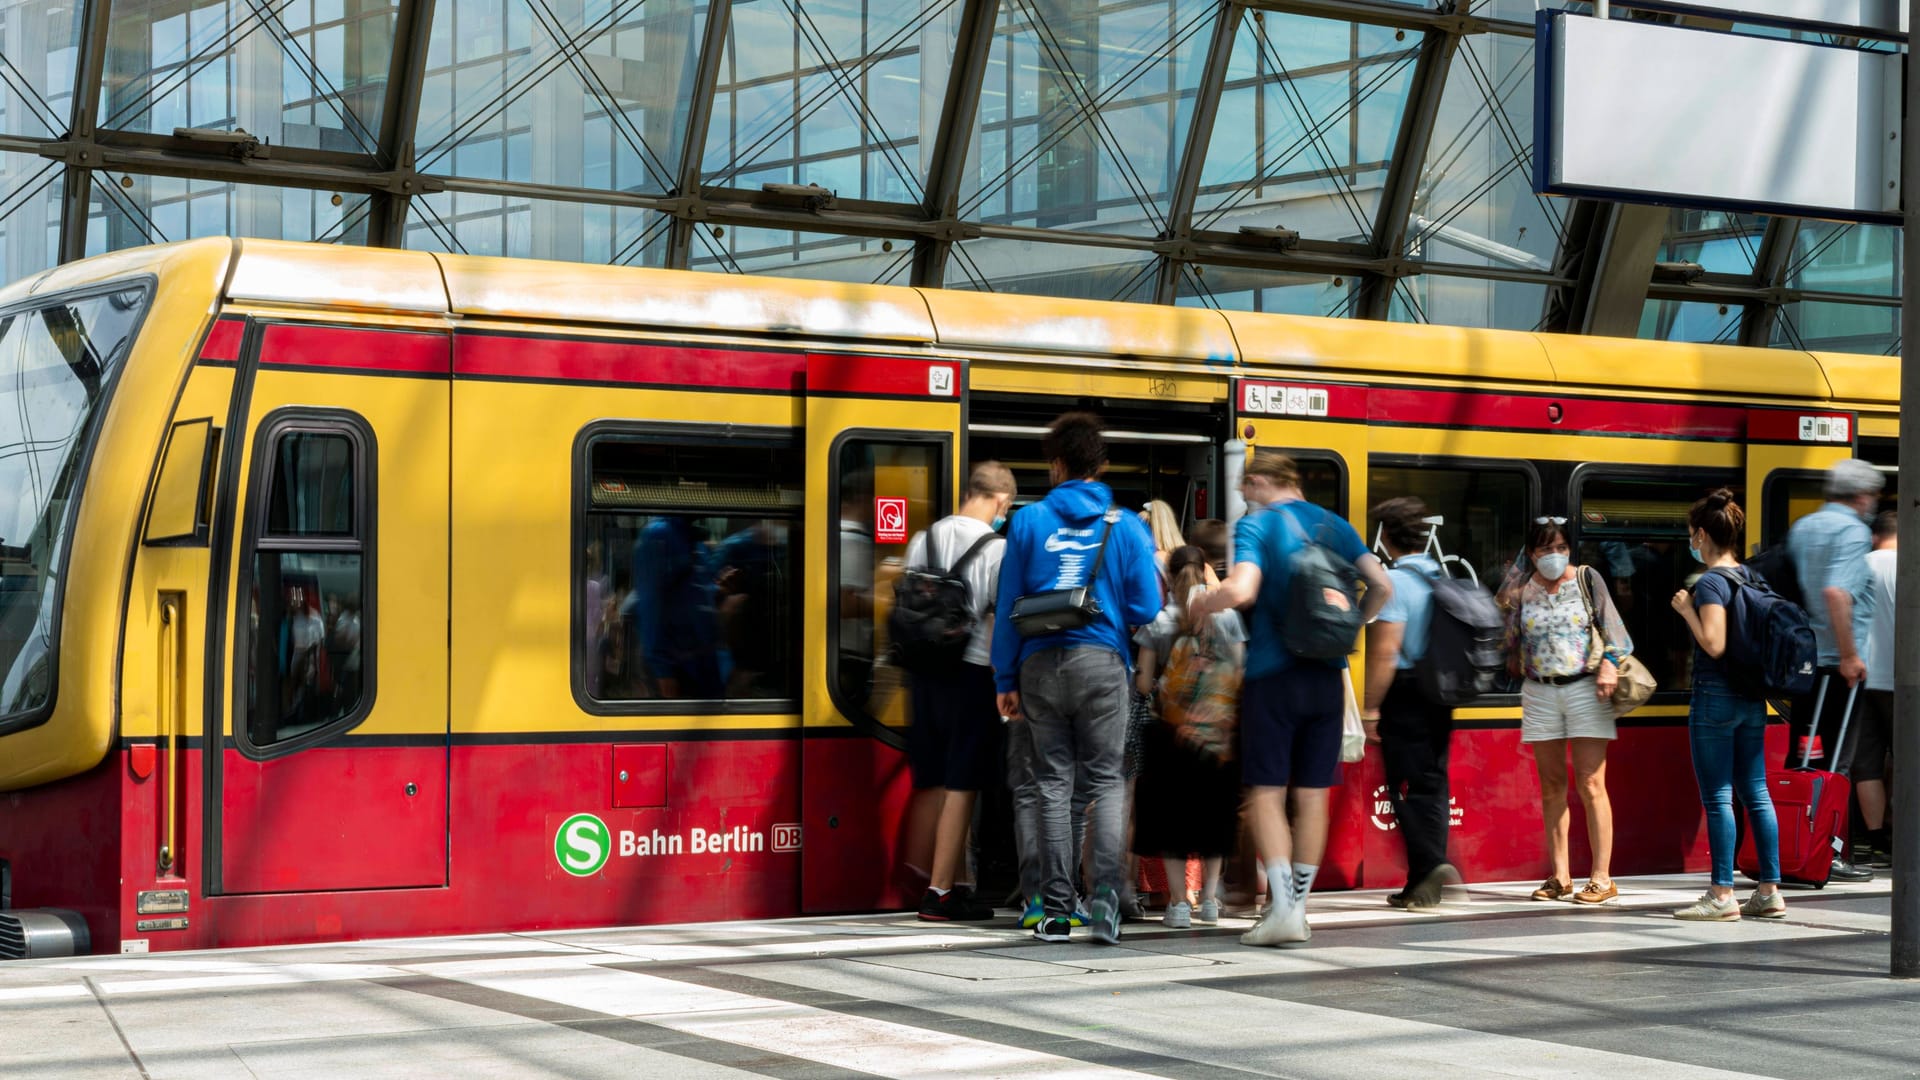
top-left (1829, 858), bottom-right (1874, 883)
top-left (1033, 916), bottom-right (1072, 942)
top-left (950, 885), bottom-right (998, 920)
top-left (918, 889), bottom-right (995, 922)
top-left (1867, 846), bottom-right (1894, 869)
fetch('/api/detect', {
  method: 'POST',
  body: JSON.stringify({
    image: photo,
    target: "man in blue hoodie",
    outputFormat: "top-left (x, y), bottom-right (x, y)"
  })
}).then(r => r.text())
top-left (992, 413), bottom-right (1161, 944)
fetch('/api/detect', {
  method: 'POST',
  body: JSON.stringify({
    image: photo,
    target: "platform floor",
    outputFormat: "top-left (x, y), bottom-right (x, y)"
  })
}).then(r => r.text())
top-left (2, 874), bottom-right (1912, 1079)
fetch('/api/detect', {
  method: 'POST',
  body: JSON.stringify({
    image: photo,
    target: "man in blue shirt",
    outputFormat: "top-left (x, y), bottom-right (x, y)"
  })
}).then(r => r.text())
top-left (1786, 457), bottom-right (1883, 883)
top-left (1363, 496), bottom-right (1456, 911)
top-left (1192, 450), bottom-right (1391, 946)
top-left (991, 413), bottom-right (1161, 945)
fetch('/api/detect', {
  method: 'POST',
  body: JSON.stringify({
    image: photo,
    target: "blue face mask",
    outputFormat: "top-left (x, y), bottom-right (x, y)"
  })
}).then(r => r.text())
top-left (992, 514), bottom-right (1007, 531)
top-left (1689, 544), bottom-right (1703, 564)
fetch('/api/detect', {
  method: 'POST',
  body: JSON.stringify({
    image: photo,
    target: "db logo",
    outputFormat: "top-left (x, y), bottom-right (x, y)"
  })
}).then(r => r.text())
top-left (875, 497), bottom-right (908, 543)
top-left (771, 823), bottom-right (802, 852)
top-left (1370, 786), bottom-right (1396, 831)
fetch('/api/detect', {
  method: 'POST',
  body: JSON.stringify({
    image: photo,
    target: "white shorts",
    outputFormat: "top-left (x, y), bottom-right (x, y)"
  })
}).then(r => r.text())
top-left (1520, 678), bottom-right (1618, 743)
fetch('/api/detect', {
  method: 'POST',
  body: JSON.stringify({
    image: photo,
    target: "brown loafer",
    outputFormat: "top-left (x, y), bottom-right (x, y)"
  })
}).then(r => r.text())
top-left (1531, 877), bottom-right (1572, 901)
top-left (1571, 880), bottom-right (1617, 905)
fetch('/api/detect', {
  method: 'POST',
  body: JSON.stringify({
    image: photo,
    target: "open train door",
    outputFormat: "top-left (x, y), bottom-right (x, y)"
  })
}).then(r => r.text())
top-left (1230, 376), bottom-right (1375, 889)
top-left (802, 353), bottom-right (964, 912)
top-left (1745, 406), bottom-right (1860, 556)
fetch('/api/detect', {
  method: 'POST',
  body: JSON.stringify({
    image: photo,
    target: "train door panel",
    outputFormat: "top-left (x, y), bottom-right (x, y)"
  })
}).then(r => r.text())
top-left (802, 353), bottom-right (961, 913)
top-left (1746, 407), bottom-right (1858, 555)
top-left (1231, 377), bottom-right (1370, 888)
top-left (215, 323), bottom-right (451, 895)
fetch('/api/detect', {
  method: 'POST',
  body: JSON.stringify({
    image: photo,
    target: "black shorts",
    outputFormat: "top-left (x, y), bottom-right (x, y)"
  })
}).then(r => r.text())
top-left (1843, 689), bottom-right (1893, 782)
top-left (907, 662), bottom-right (1002, 791)
top-left (1240, 665), bottom-right (1345, 790)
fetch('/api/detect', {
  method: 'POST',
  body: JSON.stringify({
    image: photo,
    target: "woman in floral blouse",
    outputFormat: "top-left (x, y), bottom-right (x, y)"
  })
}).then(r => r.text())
top-left (1500, 519), bottom-right (1634, 906)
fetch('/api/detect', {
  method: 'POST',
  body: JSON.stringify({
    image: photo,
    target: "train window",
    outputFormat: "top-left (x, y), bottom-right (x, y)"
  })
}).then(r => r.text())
top-left (1573, 469), bottom-right (1741, 697)
top-left (578, 431), bottom-right (801, 707)
top-left (1296, 454), bottom-right (1346, 516)
top-left (1369, 461), bottom-right (1533, 695)
top-left (242, 418), bottom-right (373, 752)
top-left (1761, 472), bottom-right (1825, 551)
top-left (832, 435), bottom-right (949, 724)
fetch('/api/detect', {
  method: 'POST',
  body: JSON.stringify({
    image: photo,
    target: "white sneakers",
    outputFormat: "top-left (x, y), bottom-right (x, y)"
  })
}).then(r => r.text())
top-left (1240, 894), bottom-right (1310, 946)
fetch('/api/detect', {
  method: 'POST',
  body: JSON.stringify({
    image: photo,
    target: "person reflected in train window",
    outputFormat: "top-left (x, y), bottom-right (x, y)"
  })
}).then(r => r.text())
top-left (1364, 497), bottom-right (1459, 912)
top-left (992, 413), bottom-right (1161, 945)
top-left (903, 462), bottom-right (1015, 923)
top-left (1785, 458), bottom-right (1882, 885)
top-left (630, 515), bottom-right (722, 700)
top-left (1188, 518), bottom-right (1228, 585)
top-left (839, 495), bottom-right (876, 705)
top-left (1670, 488), bottom-right (1784, 921)
top-left (1191, 450), bottom-right (1391, 948)
top-left (600, 568), bottom-right (632, 698)
top-left (1504, 519), bottom-right (1630, 906)
top-left (332, 594), bottom-right (362, 709)
top-left (583, 538), bottom-right (609, 695)
top-left (282, 580), bottom-right (330, 729)
top-left (710, 520), bottom-right (786, 699)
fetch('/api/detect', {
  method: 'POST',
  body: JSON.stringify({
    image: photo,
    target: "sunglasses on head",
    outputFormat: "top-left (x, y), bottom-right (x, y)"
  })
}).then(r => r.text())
top-left (1534, 516), bottom-right (1568, 525)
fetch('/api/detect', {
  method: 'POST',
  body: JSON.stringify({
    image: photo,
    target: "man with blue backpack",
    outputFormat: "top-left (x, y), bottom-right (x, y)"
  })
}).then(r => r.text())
top-left (991, 413), bottom-right (1161, 945)
top-left (1191, 450), bottom-right (1392, 946)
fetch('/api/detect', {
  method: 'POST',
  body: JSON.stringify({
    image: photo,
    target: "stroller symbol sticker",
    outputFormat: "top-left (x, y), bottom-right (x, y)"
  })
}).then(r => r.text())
top-left (875, 497), bottom-right (908, 543)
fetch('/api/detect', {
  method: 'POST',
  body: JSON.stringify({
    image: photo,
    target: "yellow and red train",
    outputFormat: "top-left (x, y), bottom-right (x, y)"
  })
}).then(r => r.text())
top-left (0, 238), bottom-right (1894, 954)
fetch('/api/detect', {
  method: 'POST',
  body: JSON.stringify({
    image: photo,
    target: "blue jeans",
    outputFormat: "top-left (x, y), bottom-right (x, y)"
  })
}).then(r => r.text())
top-left (1688, 685), bottom-right (1780, 887)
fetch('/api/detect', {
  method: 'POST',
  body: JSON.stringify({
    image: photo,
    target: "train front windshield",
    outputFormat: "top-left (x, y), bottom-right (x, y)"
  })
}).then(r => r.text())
top-left (0, 287), bottom-right (148, 725)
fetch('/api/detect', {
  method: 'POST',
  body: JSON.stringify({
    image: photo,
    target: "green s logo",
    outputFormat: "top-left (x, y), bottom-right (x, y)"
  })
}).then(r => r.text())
top-left (554, 813), bottom-right (611, 877)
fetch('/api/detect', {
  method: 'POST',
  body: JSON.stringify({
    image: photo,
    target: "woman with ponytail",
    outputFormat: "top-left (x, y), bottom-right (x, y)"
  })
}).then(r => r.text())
top-left (1670, 489), bottom-right (1785, 921)
top-left (1132, 545), bottom-right (1245, 928)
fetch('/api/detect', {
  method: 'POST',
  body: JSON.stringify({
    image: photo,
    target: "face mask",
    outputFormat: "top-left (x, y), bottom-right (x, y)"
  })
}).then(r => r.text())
top-left (1534, 553), bottom-right (1569, 580)
top-left (991, 514), bottom-right (1007, 531)
top-left (1688, 544), bottom-right (1703, 564)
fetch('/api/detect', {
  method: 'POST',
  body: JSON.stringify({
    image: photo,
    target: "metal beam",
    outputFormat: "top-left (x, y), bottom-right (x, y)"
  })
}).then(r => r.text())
top-left (1236, 0), bottom-right (1515, 37)
top-left (1355, 26), bottom-right (1458, 319)
top-left (1739, 216), bottom-right (1801, 347)
top-left (666, 0), bottom-right (734, 269)
top-left (1895, 0), bottom-right (1919, 980)
top-left (1151, 1), bottom-right (1244, 305)
top-left (366, 0), bottom-right (439, 248)
top-left (911, 0), bottom-right (999, 288)
top-left (58, 0), bottom-right (116, 264)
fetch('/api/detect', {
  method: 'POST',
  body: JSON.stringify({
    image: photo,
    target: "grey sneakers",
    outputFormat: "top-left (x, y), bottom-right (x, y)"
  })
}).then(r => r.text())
top-left (1163, 900), bottom-right (1192, 929)
top-left (1673, 892), bottom-right (1741, 921)
top-left (1194, 898), bottom-right (1220, 925)
top-left (1090, 889), bottom-right (1122, 944)
top-left (1740, 890), bottom-right (1787, 919)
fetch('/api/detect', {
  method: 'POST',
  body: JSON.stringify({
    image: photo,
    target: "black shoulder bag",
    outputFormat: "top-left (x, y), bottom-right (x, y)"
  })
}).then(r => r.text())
top-left (1008, 510), bottom-right (1119, 638)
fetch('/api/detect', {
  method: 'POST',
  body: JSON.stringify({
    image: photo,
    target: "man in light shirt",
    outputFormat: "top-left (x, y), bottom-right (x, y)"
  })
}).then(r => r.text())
top-left (1852, 512), bottom-right (1897, 869)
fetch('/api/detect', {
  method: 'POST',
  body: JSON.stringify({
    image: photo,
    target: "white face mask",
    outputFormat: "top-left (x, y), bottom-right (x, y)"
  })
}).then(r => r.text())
top-left (1534, 552), bottom-right (1570, 580)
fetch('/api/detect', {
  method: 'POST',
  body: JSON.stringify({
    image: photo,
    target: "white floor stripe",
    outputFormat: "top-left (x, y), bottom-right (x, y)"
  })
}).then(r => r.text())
top-left (448, 965), bottom-right (1163, 1079)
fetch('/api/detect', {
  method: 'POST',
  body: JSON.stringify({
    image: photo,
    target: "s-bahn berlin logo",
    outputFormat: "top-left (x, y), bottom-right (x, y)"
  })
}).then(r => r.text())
top-left (555, 813), bottom-right (612, 877)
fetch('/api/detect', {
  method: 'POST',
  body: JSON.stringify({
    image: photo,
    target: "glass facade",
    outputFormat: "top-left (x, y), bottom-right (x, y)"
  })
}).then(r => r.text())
top-left (0, 0), bottom-right (1902, 346)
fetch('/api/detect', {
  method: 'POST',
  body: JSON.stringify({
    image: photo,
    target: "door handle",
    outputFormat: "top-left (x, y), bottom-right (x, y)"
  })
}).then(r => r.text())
top-left (158, 595), bottom-right (185, 875)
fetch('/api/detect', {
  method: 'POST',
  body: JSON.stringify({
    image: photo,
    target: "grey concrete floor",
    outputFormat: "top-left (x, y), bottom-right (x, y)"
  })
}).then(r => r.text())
top-left (0, 875), bottom-right (1909, 1079)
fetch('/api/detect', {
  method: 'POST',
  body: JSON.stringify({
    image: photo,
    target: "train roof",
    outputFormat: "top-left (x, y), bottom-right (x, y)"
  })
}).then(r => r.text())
top-left (7, 238), bottom-right (1897, 408)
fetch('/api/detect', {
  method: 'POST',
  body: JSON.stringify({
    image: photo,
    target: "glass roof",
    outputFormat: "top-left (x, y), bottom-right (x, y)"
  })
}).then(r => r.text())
top-left (0, 0), bottom-right (1898, 347)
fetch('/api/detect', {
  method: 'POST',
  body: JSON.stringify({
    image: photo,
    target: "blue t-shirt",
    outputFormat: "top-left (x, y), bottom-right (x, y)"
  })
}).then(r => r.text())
top-left (1378, 553), bottom-right (1441, 670)
top-left (1234, 500), bottom-right (1371, 679)
top-left (1690, 568), bottom-right (1737, 690)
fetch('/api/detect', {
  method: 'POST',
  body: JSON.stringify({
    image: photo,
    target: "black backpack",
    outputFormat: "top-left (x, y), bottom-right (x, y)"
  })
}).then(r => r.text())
top-left (888, 527), bottom-right (1002, 674)
top-left (1745, 543), bottom-right (1803, 610)
top-left (1416, 571), bottom-right (1506, 708)
top-left (1275, 504), bottom-right (1364, 663)
top-left (1712, 566), bottom-right (1817, 700)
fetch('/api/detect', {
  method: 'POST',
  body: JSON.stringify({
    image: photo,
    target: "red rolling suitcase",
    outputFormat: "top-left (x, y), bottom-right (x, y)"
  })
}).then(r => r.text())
top-left (1737, 677), bottom-right (1854, 888)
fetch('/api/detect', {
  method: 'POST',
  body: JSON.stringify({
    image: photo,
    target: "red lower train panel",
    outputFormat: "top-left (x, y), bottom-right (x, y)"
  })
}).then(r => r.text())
top-left (0, 723), bottom-right (1767, 953)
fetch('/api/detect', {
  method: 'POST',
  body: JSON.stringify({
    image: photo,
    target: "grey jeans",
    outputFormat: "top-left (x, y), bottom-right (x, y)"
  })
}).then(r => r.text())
top-left (1018, 646), bottom-right (1128, 918)
top-left (1006, 713), bottom-right (1088, 903)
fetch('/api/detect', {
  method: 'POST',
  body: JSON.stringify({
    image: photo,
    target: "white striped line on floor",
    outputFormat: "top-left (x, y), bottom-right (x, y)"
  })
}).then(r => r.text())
top-left (443, 963), bottom-right (1166, 1079)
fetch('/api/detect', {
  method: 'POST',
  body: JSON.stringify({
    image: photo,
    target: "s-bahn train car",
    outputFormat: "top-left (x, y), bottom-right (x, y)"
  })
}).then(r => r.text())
top-left (0, 239), bottom-right (1897, 955)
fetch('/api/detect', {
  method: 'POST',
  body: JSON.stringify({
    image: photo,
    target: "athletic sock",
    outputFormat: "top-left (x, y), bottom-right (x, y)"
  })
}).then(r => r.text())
top-left (1265, 862), bottom-right (1293, 909)
top-left (931, 887), bottom-right (950, 897)
top-left (1290, 863), bottom-right (1319, 904)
